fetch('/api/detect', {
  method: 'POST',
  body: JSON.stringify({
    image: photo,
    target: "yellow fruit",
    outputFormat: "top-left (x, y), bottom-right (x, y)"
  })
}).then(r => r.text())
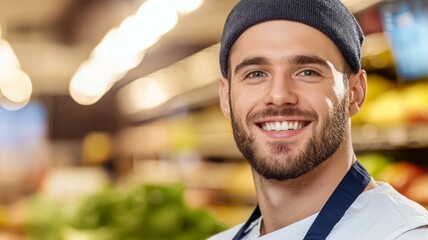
top-left (378, 162), bottom-right (423, 194)
top-left (362, 89), bottom-right (406, 125)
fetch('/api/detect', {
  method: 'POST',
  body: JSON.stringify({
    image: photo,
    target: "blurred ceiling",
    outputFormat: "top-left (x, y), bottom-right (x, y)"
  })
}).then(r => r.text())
top-left (0, 0), bottom-right (383, 96)
top-left (0, 0), bottom-right (239, 96)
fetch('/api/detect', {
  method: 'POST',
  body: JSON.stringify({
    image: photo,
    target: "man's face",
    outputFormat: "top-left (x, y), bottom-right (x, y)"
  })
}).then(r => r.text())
top-left (219, 20), bottom-right (355, 181)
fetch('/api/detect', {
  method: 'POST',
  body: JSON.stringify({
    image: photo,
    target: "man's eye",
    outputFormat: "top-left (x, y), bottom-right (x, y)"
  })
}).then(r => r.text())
top-left (298, 69), bottom-right (319, 76)
top-left (245, 71), bottom-right (266, 78)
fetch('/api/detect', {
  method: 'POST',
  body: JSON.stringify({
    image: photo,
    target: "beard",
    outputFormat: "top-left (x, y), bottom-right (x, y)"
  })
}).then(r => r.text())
top-left (230, 97), bottom-right (349, 181)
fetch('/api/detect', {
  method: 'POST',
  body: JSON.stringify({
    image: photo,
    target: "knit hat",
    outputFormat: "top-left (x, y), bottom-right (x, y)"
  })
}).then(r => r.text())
top-left (219, 0), bottom-right (364, 78)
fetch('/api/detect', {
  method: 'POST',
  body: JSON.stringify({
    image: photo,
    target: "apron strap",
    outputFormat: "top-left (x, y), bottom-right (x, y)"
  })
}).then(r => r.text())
top-left (303, 161), bottom-right (371, 239)
top-left (232, 161), bottom-right (371, 240)
top-left (232, 205), bottom-right (261, 240)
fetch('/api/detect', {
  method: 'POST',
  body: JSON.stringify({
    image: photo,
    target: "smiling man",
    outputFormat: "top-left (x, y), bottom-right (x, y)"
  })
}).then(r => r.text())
top-left (208, 0), bottom-right (428, 239)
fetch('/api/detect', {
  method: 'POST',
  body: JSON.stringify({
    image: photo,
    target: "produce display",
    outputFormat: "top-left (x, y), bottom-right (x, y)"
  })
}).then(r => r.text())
top-left (25, 183), bottom-right (227, 240)
top-left (358, 153), bottom-right (428, 207)
top-left (352, 74), bottom-right (428, 125)
top-left (353, 74), bottom-right (428, 208)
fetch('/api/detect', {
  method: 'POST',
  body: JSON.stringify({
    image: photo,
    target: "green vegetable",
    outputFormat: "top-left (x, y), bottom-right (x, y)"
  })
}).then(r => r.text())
top-left (27, 183), bottom-right (227, 240)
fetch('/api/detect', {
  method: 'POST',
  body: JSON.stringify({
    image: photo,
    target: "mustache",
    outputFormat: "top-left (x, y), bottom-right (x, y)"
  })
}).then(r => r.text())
top-left (247, 107), bottom-right (318, 124)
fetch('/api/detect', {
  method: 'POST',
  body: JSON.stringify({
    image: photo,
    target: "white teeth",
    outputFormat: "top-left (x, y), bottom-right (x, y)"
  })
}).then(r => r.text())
top-left (281, 122), bottom-right (287, 131)
top-left (275, 122), bottom-right (281, 131)
top-left (261, 121), bottom-right (305, 131)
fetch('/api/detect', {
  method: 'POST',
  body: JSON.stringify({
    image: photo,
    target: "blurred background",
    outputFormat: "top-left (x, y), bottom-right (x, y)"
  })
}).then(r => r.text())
top-left (1, 0), bottom-right (428, 239)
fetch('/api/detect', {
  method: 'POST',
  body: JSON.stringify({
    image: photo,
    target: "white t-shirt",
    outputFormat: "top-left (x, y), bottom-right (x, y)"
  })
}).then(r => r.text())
top-left (208, 183), bottom-right (428, 240)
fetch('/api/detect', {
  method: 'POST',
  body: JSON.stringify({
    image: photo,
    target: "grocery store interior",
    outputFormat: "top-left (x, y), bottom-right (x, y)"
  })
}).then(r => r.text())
top-left (1, 0), bottom-right (428, 239)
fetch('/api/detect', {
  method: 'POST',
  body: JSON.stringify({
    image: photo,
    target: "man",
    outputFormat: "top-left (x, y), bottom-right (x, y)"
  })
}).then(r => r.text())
top-left (209, 0), bottom-right (428, 239)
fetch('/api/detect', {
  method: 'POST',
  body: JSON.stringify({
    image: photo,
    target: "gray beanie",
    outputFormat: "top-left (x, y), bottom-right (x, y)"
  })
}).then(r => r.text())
top-left (219, 0), bottom-right (364, 78)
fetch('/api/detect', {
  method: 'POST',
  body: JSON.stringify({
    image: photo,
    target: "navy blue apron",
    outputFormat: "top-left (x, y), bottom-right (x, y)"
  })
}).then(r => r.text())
top-left (232, 161), bottom-right (371, 240)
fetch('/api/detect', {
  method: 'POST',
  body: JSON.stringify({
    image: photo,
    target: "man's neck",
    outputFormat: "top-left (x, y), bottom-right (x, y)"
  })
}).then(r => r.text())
top-left (253, 148), bottom-right (356, 235)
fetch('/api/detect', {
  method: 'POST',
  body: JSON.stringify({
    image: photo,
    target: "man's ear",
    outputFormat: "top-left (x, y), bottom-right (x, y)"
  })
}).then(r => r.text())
top-left (348, 70), bottom-right (367, 117)
top-left (219, 77), bottom-right (231, 118)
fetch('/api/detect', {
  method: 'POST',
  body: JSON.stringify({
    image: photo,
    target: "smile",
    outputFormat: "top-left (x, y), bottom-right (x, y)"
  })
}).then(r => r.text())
top-left (260, 121), bottom-right (309, 131)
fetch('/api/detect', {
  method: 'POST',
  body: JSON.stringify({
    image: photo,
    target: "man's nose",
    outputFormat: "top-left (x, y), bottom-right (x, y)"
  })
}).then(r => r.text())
top-left (263, 76), bottom-right (298, 107)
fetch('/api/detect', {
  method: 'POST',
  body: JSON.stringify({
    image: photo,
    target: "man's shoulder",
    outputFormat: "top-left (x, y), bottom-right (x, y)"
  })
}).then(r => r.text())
top-left (395, 227), bottom-right (428, 240)
top-left (331, 182), bottom-right (428, 239)
top-left (361, 182), bottom-right (428, 220)
top-left (207, 223), bottom-right (244, 240)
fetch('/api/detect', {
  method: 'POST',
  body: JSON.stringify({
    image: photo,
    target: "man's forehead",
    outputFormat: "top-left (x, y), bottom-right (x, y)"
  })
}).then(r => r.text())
top-left (228, 21), bottom-right (347, 73)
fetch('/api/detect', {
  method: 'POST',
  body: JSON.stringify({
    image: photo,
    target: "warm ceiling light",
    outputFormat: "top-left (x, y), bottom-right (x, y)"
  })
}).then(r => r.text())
top-left (0, 40), bottom-right (20, 70)
top-left (91, 28), bottom-right (146, 76)
top-left (116, 16), bottom-right (160, 53)
top-left (130, 78), bottom-right (168, 110)
top-left (69, 60), bottom-right (115, 105)
top-left (172, 0), bottom-right (205, 14)
top-left (0, 69), bottom-right (32, 104)
top-left (118, 77), bottom-right (169, 114)
top-left (0, 95), bottom-right (30, 111)
top-left (136, 0), bottom-right (178, 37)
top-left (69, 0), bottom-right (206, 106)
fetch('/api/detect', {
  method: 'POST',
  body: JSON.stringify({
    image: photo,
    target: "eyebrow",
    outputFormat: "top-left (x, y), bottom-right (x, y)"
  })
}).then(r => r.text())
top-left (233, 55), bottom-right (330, 75)
top-left (233, 56), bottom-right (270, 76)
top-left (289, 55), bottom-right (329, 68)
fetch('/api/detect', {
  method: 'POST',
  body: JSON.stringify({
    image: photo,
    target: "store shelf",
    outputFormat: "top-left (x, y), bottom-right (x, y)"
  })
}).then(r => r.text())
top-left (352, 123), bottom-right (428, 151)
